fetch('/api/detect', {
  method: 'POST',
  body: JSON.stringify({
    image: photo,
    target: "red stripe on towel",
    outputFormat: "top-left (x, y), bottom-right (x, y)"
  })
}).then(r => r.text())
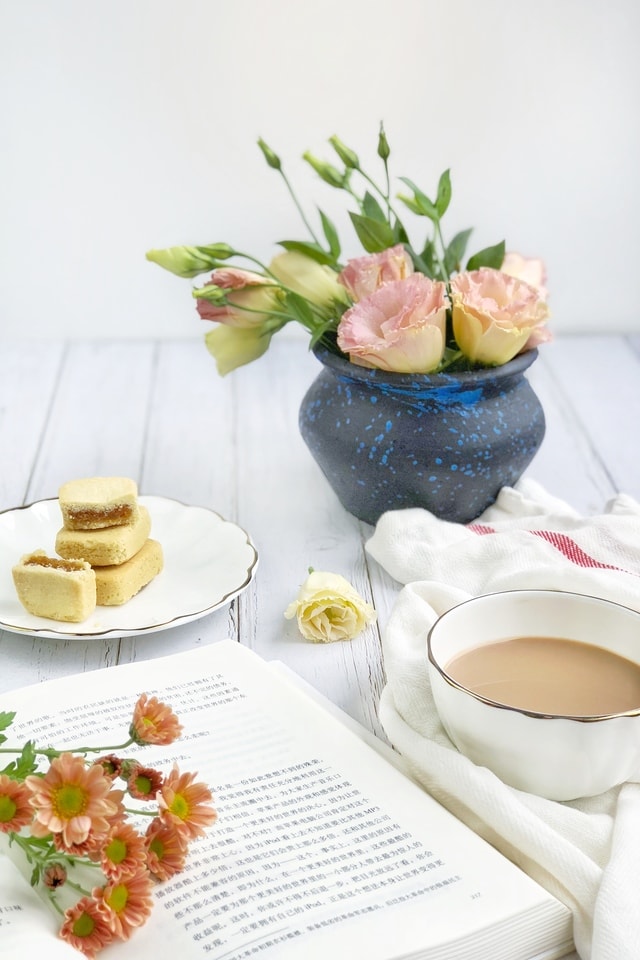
top-left (467, 523), bottom-right (496, 535)
top-left (530, 529), bottom-right (638, 576)
top-left (467, 522), bottom-right (638, 578)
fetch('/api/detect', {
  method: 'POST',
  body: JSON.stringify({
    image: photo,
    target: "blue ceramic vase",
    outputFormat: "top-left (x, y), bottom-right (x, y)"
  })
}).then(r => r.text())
top-left (299, 343), bottom-right (545, 526)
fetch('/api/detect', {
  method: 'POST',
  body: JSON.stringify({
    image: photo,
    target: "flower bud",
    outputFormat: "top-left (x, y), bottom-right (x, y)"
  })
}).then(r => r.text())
top-left (302, 151), bottom-right (345, 188)
top-left (191, 283), bottom-right (228, 304)
top-left (269, 251), bottom-right (348, 309)
top-left (377, 124), bottom-right (390, 161)
top-left (329, 135), bottom-right (359, 169)
top-left (257, 138), bottom-right (282, 170)
top-left (146, 245), bottom-right (232, 278)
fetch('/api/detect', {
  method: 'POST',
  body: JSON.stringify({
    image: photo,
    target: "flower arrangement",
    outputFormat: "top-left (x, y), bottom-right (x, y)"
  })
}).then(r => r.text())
top-left (0, 694), bottom-right (216, 957)
top-left (146, 125), bottom-right (550, 376)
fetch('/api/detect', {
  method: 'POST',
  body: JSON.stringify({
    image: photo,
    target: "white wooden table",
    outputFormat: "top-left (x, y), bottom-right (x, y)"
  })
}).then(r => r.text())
top-left (1, 332), bottom-right (639, 749)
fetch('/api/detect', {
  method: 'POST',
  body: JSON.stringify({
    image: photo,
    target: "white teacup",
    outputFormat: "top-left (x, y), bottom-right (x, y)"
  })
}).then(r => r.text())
top-left (427, 589), bottom-right (640, 801)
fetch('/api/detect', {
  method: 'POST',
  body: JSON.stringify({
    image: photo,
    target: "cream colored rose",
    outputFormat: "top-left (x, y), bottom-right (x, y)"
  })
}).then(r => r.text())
top-left (500, 252), bottom-right (548, 300)
top-left (284, 571), bottom-right (376, 643)
top-left (450, 268), bottom-right (549, 366)
top-left (269, 251), bottom-right (349, 309)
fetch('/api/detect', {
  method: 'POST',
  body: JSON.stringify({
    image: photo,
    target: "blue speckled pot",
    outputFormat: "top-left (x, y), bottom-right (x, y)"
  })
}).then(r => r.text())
top-left (299, 344), bottom-right (545, 526)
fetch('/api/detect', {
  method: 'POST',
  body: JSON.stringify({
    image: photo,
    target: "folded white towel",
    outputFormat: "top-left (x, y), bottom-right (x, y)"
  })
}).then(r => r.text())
top-left (366, 479), bottom-right (640, 960)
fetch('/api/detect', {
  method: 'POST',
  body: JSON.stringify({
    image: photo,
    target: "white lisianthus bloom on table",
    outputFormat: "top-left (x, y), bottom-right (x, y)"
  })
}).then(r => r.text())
top-left (284, 570), bottom-right (376, 642)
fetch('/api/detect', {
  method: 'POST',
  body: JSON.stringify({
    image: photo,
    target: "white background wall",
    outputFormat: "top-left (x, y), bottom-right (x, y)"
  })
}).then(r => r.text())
top-left (1, 0), bottom-right (639, 340)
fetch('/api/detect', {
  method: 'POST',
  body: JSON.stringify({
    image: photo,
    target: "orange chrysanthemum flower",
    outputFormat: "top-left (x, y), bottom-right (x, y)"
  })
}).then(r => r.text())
top-left (96, 868), bottom-right (154, 940)
top-left (26, 753), bottom-right (120, 848)
top-left (100, 822), bottom-right (148, 881)
top-left (145, 817), bottom-right (188, 881)
top-left (92, 754), bottom-right (123, 780)
top-left (0, 774), bottom-right (33, 833)
top-left (157, 765), bottom-right (217, 841)
top-left (127, 763), bottom-right (164, 801)
top-left (60, 896), bottom-right (116, 959)
top-left (130, 694), bottom-right (183, 746)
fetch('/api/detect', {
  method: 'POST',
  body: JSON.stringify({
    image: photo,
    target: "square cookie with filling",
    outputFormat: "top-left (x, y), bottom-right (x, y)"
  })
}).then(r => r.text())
top-left (59, 477), bottom-right (139, 530)
top-left (56, 506), bottom-right (151, 566)
top-left (12, 551), bottom-right (96, 622)
top-left (95, 539), bottom-right (164, 606)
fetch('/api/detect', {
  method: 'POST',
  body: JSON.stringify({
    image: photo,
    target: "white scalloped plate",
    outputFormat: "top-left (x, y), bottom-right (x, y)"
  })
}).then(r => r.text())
top-left (0, 496), bottom-right (258, 639)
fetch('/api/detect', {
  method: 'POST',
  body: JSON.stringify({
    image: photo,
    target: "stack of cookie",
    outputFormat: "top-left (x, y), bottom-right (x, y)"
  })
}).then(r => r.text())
top-left (55, 477), bottom-right (163, 607)
top-left (12, 477), bottom-right (163, 623)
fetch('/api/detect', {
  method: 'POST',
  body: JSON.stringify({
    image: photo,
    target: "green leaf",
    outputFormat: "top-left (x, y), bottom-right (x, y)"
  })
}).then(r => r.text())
top-left (361, 191), bottom-right (387, 223)
top-left (283, 290), bottom-right (317, 327)
top-left (12, 741), bottom-right (38, 780)
top-left (396, 193), bottom-right (423, 216)
top-left (277, 240), bottom-right (338, 267)
top-left (318, 210), bottom-right (341, 259)
top-left (398, 177), bottom-right (438, 222)
top-left (444, 228), bottom-right (473, 275)
top-left (349, 212), bottom-right (395, 253)
top-left (466, 240), bottom-right (506, 271)
top-left (435, 169), bottom-right (452, 218)
top-left (419, 239), bottom-right (437, 276)
top-left (392, 220), bottom-right (409, 245)
top-left (0, 711), bottom-right (16, 732)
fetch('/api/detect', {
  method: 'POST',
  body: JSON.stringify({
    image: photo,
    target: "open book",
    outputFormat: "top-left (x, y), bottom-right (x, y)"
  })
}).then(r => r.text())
top-left (0, 639), bottom-right (574, 960)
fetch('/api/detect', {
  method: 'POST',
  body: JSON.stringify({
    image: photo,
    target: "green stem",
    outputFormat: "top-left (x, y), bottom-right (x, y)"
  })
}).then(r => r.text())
top-left (47, 892), bottom-right (65, 916)
top-left (433, 221), bottom-right (449, 281)
top-left (277, 169), bottom-right (322, 246)
top-left (438, 349), bottom-right (465, 371)
top-left (124, 806), bottom-right (156, 817)
top-left (0, 736), bottom-right (136, 761)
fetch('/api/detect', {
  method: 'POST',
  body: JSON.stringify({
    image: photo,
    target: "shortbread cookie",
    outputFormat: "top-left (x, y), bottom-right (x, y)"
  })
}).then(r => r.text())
top-left (55, 506), bottom-right (151, 566)
top-left (59, 477), bottom-right (139, 530)
top-left (95, 539), bottom-right (164, 606)
top-left (12, 551), bottom-right (96, 622)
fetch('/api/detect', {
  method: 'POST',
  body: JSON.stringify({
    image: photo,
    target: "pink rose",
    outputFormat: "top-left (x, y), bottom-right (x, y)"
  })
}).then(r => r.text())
top-left (500, 252), bottom-right (548, 300)
top-left (196, 268), bottom-right (279, 329)
top-left (337, 274), bottom-right (448, 373)
top-left (450, 268), bottom-right (550, 366)
top-left (338, 244), bottom-right (414, 301)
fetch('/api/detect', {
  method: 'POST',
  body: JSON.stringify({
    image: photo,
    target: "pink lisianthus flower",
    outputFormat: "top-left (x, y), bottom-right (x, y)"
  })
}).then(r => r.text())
top-left (500, 252), bottom-right (548, 300)
top-left (196, 268), bottom-right (280, 329)
top-left (450, 268), bottom-right (550, 366)
top-left (337, 275), bottom-right (448, 373)
top-left (338, 244), bottom-right (414, 301)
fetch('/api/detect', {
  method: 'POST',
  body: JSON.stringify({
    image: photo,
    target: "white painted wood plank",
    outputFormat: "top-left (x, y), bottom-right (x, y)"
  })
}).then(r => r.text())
top-left (525, 345), bottom-right (618, 514)
top-left (536, 335), bottom-right (640, 501)
top-left (0, 341), bottom-right (65, 510)
top-left (0, 341), bottom-right (156, 689)
top-left (118, 338), bottom-right (241, 663)
top-left (26, 340), bottom-right (156, 502)
top-left (232, 337), bottom-right (386, 737)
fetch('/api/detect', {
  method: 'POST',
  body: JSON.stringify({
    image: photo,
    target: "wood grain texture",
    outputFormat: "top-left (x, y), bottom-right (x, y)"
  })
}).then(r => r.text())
top-left (1, 334), bottom-right (639, 742)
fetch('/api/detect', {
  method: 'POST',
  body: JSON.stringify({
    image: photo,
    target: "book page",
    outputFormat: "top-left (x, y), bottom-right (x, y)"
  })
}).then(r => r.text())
top-left (0, 640), bottom-right (573, 960)
top-left (0, 842), bottom-right (78, 958)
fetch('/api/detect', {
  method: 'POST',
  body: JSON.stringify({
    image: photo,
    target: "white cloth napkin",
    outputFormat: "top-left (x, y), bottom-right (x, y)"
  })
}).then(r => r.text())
top-left (365, 479), bottom-right (640, 960)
